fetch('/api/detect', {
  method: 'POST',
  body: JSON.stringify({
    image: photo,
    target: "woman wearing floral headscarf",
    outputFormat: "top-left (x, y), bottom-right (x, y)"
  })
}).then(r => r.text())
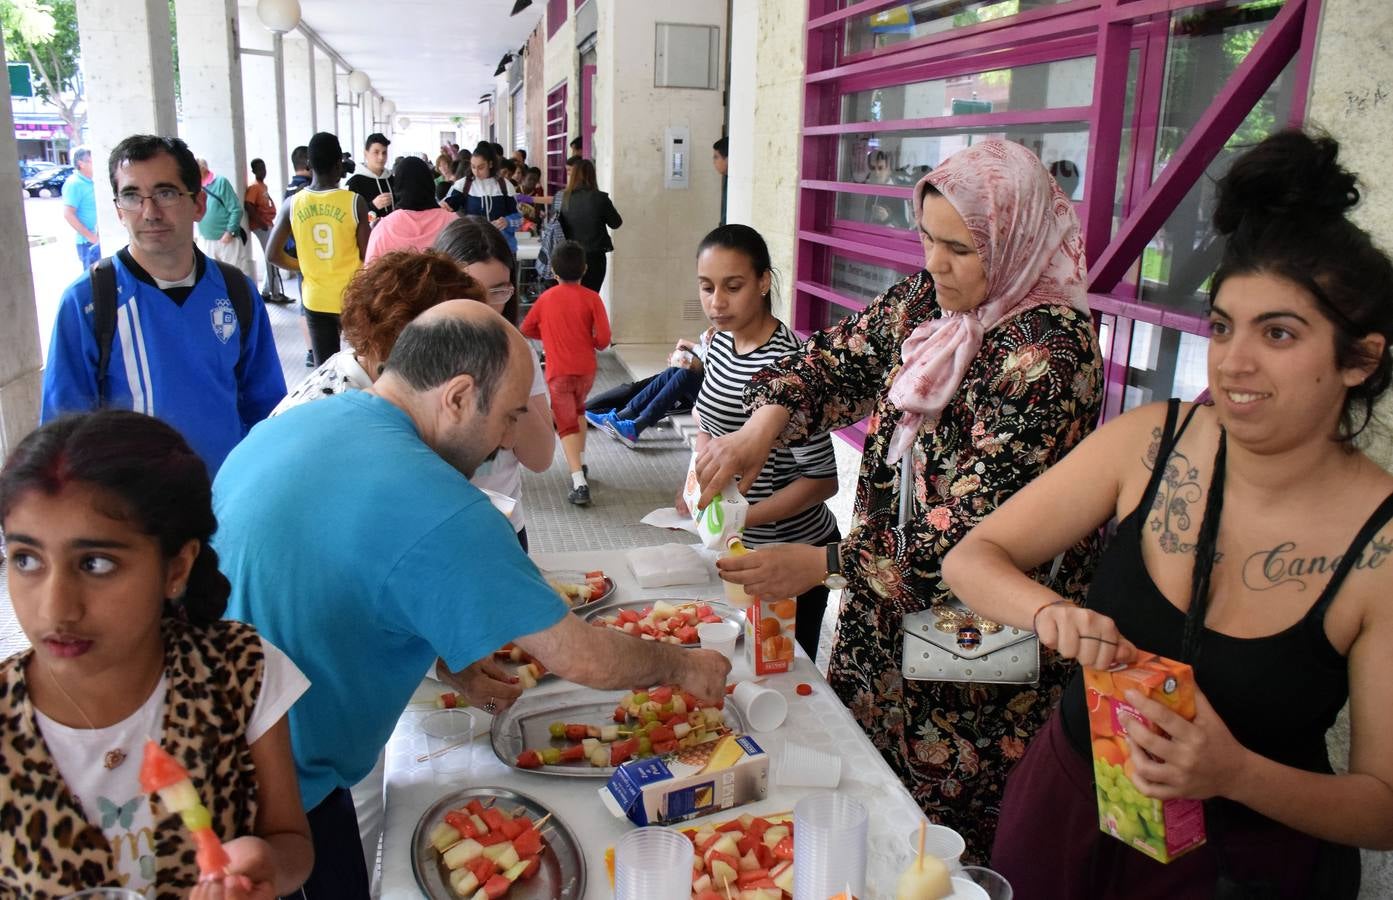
top-left (698, 139), bottom-right (1104, 859)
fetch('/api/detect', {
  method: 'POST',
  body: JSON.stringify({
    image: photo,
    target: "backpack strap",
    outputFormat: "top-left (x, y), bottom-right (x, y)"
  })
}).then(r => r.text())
top-left (211, 260), bottom-right (254, 356)
top-left (90, 257), bottom-right (118, 404)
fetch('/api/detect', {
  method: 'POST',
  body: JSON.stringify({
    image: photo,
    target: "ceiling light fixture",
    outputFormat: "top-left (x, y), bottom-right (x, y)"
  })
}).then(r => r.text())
top-left (510, 0), bottom-right (532, 16)
top-left (494, 53), bottom-right (514, 77)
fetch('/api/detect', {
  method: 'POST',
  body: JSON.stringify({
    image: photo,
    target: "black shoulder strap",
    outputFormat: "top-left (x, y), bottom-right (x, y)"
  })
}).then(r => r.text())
top-left (212, 260), bottom-right (253, 353)
top-left (1309, 490), bottom-right (1393, 622)
top-left (90, 257), bottom-right (118, 403)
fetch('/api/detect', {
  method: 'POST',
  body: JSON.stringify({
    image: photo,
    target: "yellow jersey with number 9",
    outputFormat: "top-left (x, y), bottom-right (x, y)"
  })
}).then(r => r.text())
top-left (289, 188), bottom-right (361, 314)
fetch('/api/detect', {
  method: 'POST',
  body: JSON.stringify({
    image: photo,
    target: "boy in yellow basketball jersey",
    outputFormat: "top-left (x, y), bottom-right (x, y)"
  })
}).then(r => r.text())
top-left (267, 132), bottom-right (371, 364)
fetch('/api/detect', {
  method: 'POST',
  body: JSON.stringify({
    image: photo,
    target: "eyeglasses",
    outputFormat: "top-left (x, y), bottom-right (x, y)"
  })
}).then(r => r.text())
top-left (115, 188), bottom-right (196, 211)
top-left (486, 285), bottom-right (515, 304)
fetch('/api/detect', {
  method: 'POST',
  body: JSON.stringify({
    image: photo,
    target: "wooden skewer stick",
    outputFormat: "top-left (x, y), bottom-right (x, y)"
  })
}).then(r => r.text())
top-left (917, 820), bottom-right (926, 873)
top-left (721, 876), bottom-right (734, 900)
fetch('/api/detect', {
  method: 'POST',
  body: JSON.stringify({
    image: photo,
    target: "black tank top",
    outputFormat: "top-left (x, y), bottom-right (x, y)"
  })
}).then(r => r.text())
top-left (1061, 400), bottom-right (1393, 777)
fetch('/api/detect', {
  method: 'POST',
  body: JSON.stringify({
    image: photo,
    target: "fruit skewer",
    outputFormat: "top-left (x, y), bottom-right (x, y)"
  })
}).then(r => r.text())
top-left (139, 740), bottom-right (232, 882)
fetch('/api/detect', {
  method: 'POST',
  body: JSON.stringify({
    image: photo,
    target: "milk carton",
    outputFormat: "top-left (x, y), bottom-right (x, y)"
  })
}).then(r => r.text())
top-left (1084, 653), bottom-right (1207, 862)
top-left (682, 451), bottom-right (748, 550)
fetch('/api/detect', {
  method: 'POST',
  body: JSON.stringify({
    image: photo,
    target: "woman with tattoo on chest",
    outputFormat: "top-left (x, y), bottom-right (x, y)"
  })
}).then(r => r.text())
top-left (944, 130), bottom-right (1393, 899)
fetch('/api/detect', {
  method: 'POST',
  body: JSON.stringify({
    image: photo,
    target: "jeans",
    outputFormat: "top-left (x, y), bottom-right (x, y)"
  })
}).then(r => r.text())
top-left (76, 242), bottom-right (100, 267)
top-left (304, 307), bottom-right (342, 365)
top-left (619, 365), bottom-right (703, 433)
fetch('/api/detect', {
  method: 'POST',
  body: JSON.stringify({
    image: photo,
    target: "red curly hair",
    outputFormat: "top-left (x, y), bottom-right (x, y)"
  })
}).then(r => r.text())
top-left (339, 250), bottom-right (485, 365)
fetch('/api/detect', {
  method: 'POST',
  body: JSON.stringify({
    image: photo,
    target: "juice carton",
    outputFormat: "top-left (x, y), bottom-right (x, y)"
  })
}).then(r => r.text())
top-left (683, 451), bottom-right (748, 550)
top-left (599, 734), bottom-right (769, 826)
top-left (1084, 653), bottom-right (1207, 863)
top-left (744, 595), bottom-right (797, 675)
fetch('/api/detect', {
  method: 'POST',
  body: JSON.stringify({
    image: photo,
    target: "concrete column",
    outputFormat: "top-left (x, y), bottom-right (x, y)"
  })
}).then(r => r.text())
top-left (237, 5), bottom-right (284, 195)
top-left (314, 54), bottom-right (336, 134)
top-left (725, 0), bottom-right (758, 226)
top-left (174, 0), bottom-right (247, 198)
top-left (0, 30), bottom-right (43, 453)
top-left (74, 0), bottom-right (178, 252)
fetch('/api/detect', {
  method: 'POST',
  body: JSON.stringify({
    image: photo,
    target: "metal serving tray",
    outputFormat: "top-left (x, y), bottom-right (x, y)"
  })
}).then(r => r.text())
top-left (542, 571), bottom-right (617, 612)
top-left (490, 684), bottom-right (748, 778)
top-left (580, 598), bottom-right (744, 645)
top-left (411, 785), bottom-right (585, 899)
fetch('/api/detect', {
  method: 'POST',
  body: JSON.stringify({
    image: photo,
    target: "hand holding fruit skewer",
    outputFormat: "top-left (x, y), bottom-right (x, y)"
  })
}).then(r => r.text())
top-left (141, 741), bottom-right (281, 900)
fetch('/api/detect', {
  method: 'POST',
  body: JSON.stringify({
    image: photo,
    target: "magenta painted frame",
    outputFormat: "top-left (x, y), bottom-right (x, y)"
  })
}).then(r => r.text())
top-left (544, 83), bottom-right (568, 195)
top-left (581, 64), bottom-right (596, 159)
top-left (547, 0), bottom-right (567, 40)
top-left (798, 0), bottom-right (1324, 431)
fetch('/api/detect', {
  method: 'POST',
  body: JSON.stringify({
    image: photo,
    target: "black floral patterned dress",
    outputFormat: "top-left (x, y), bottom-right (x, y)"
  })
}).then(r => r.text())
top-left (746, 270), bottom-right (1103, 861)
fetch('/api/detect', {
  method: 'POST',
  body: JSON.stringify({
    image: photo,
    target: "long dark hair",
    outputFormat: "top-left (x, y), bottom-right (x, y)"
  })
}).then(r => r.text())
top-left (563, 158), bottom-right (598, 205)
top-left (432, 216), bottom-right (519, 323)
top-left (0, 411), bottom-right (230, 625)
top-left (391, 156), bottom-right (439, 212)
top-left (697, 223), bottom-right (778, 312)
top-left (1210, 130), bottom-right (1393, 441)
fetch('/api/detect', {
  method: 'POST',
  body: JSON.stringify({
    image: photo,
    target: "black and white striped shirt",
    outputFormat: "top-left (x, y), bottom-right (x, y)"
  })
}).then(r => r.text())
top-left (696, 322), bottom-right (839, 547)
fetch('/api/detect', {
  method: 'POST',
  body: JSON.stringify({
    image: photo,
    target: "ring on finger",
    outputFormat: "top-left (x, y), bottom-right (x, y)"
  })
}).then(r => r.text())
top-left (483, 698), bottom-right (498, 714)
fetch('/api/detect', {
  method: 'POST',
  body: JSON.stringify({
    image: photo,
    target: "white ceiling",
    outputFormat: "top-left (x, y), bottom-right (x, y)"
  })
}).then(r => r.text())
top-left (298, 0), bottom-right (544, 113)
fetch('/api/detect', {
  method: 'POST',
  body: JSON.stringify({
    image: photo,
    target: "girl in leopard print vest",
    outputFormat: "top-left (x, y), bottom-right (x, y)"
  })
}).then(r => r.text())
top-left (0, 411), bottom-right (313, 899)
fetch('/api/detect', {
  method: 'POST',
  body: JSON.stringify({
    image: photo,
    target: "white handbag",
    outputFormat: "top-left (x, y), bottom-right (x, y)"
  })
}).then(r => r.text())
top-left (892, 451), bottom-right (1060, 685)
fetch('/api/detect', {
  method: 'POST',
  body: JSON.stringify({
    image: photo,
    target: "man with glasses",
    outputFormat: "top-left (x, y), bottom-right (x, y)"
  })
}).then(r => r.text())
top-left (40, 134), bottom-right (287, 474)
top-left (266, 132), bottom-right (370, 366)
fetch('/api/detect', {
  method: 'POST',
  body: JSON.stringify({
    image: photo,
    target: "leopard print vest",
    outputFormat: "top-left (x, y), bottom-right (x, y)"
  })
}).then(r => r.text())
top-left (0, 617), bottom-right (264, 899)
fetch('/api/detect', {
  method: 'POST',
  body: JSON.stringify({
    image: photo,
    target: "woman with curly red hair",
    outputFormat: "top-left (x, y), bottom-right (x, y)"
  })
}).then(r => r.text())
top-left (272, 250), bottom-right (484, 414)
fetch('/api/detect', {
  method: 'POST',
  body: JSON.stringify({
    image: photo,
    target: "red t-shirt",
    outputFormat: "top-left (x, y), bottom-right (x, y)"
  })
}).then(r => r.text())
top-left (520, 282), bottom-right (612, 377)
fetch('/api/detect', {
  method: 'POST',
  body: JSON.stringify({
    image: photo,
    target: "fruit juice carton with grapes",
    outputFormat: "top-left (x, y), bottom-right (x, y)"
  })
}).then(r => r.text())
top-left (599, 734), bottom-right (769, 826)
top-left (1084, 653), bottom-right (1207, 863)
top-left (744, 596), bottom-right (797, 675)
top-left (683, 451), bottom-right (748, 550)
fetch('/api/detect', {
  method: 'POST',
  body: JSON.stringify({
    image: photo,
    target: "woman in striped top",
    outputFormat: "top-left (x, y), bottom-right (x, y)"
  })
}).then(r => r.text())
top-left (684, 224), bottom-right (840, 657)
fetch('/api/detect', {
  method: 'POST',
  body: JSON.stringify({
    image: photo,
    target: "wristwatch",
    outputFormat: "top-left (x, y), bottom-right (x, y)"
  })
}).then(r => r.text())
top-left (823, 542), bottom-right (848, 591)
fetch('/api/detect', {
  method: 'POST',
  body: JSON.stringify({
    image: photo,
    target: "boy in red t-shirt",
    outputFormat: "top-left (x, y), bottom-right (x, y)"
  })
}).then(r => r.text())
top-left (521, 240), bottom-right (612, 506)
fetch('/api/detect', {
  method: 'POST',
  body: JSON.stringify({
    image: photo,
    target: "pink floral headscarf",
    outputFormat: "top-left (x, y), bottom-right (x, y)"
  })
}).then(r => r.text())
top-left (884, 139), bottom-right (1089, 461)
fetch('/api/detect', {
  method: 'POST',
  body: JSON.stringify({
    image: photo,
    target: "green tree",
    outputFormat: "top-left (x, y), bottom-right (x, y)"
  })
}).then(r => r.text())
top-left (1, 0), bottom-right (84, 135)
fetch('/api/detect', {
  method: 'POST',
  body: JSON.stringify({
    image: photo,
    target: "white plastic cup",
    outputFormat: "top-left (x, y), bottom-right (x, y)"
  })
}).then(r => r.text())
top-left (792, 792), bottom-right (868, 900)
top-left (59, 892), bottom-right (145, 900)
top-left (614, 826), bottom-right (693, 900)
top-left (774, 741), bottom-right (841, 788)
top-left (905, 822), bottom-right (967, 871)
top-left (421, 708), bottom-right (476, 776)
top-left (948, 877), bottom-right (992, 900)
top-left (731, 680), bottom-right (788, 732)
top-left (957, 866), bottom-right (1013, 900)
top-left (697, 620), bottom-right (740, 660)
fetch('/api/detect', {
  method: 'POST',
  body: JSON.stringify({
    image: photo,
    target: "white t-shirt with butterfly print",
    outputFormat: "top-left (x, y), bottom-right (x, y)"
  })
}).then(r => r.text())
top-left (33, 638), bottom-right (308, 897)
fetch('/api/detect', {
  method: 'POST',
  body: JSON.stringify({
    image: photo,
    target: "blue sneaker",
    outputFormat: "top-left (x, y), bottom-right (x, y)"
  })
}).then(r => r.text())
top-left (611, 416), bottom-right (640, 449)
top-left (584, 409), bottom-right (611, 431)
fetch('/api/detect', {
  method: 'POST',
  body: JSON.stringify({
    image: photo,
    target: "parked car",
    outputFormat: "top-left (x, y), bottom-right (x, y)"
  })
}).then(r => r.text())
top-left (19, 160), bottom-right (59, 181)
top-left (24, 165), bottom-right (73, 198)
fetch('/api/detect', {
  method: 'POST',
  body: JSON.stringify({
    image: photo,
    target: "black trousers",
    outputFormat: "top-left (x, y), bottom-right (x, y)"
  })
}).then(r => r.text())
top-left (580, 251), bottom-right (607, 293)
top-left (304, 307), bottom-right (342, 366)
top-left (288, 787), bottom-right (369, 899)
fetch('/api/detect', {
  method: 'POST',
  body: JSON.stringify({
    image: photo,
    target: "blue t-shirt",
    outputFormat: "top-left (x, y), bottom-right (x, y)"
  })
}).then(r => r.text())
top-left (61, 171), bottom-right (96, 244)
top-left (40, 249), bottom-right (287, 474)
top-left (213, 391), bottom-right (568, 809)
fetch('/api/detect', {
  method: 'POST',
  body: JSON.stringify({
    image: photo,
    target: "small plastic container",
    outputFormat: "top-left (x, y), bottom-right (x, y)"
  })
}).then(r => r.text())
top-left (697, 620), bottom-right (740, 660)
top-left (793, 792), bottom-right (868, 899)
top-left (614, 826), bottom-right (694, 900)
top-left (904, 822), bottom-right (967, 871)
top-left (731, 681), bottom-right (788, 732)
top-left (420, 708), bottom-right (476, 777)
top-left (774, 741), bottom-right (841, 788)
top-left (956, 866), bottom-right (1013, 900)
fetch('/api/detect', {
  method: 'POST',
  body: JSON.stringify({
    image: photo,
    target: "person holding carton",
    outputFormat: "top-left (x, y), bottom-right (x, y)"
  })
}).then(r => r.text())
top-left (521, 240), bottom-right (612, 507)
top-left (943, 130), bottom-right (1393, 898)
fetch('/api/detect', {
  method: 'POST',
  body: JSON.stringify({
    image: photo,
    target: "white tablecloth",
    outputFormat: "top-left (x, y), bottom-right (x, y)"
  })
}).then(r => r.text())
top-left (378, 549), bottom-right (924, 898)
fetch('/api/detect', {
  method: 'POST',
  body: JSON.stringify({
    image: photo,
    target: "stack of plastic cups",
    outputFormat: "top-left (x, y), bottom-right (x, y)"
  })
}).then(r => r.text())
top-left (614, 826), bottom-right (693, 900)
top-left (792, 792), bottom-right (868, 899)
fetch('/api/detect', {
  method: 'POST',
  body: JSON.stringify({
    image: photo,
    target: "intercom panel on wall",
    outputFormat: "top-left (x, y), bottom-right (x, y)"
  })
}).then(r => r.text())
top-left (664, 125), bottom-right (691, 190)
